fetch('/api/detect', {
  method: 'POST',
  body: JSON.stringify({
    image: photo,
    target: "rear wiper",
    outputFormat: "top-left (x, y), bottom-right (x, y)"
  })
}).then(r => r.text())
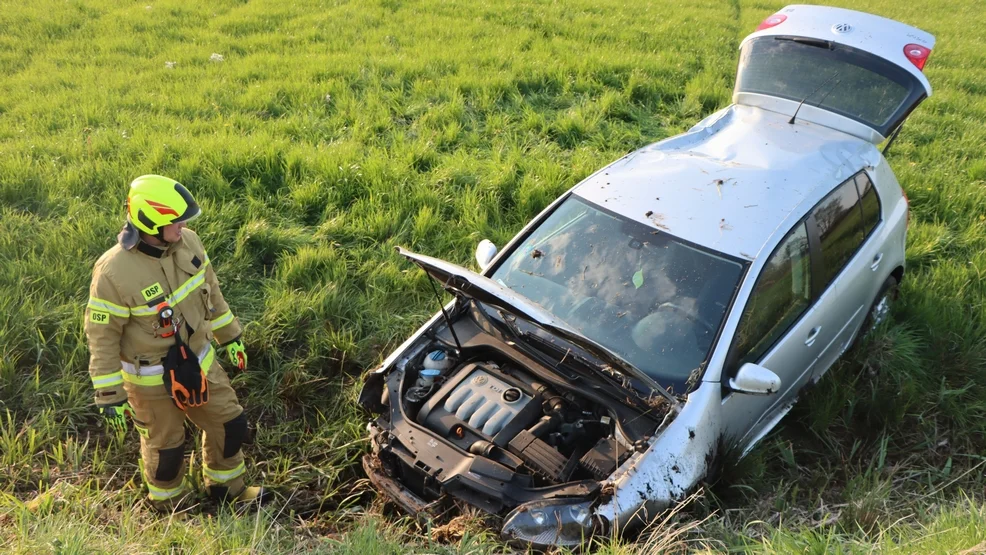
top-left (776, 36), bottom-right (832, 49)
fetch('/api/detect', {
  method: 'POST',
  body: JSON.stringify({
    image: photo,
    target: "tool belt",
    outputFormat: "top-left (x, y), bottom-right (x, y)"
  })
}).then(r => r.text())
top-left (120, 345), bottom-right (214, 384)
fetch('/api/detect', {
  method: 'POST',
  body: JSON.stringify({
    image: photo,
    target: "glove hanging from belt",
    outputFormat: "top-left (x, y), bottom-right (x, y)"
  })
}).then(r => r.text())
top-left (162, 320), bottom-right (208, 410)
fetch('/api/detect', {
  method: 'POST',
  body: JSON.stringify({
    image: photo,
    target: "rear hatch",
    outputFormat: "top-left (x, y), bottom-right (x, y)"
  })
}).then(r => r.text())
top-left (734, 5), bottom-right (935, 143)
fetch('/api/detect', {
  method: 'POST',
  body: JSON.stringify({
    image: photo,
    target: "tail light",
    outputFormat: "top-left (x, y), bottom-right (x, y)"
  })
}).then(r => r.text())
top-left (756, 14), bottom-right (787, 31)
top-left (903, 44), bottom-right (931, 71)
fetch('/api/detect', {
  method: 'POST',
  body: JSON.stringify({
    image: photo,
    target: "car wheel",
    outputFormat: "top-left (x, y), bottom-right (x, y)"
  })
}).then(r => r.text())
top-left (861, 275), bottom-right (898, 337)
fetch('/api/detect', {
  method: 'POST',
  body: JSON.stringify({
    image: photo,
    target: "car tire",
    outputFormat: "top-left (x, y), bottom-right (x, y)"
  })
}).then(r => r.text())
top-left (859, 275), bottom-right (898, 339)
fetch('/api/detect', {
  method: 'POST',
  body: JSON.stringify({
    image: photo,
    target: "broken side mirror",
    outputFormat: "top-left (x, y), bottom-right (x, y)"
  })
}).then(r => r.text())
top-left (728, 363), bottom-right (781, 395)
top-left (475, 239), bottom-right (498, 272)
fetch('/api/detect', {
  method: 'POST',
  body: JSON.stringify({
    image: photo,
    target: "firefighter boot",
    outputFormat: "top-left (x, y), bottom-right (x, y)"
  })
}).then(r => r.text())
top-left (146, 482), bottom-right (198, 514)
top-left (208, 484), bottom-right (273, 507)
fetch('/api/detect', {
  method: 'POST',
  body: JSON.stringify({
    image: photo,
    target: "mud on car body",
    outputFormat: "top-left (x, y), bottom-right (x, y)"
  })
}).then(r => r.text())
top-left (359, 5), bottom-right (934, 547)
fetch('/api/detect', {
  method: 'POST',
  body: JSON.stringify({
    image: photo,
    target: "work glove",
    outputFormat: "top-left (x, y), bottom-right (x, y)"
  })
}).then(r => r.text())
top-left (163, 341), bottom-right (209, 410)
top-left (98, 400), bottom-right (132, 431)
top-left (224, 337), bottom-right (247, 371)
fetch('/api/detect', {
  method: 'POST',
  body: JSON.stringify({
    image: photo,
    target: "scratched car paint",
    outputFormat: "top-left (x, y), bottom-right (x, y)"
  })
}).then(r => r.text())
top-left (358, 5), bottom-right (934, 547)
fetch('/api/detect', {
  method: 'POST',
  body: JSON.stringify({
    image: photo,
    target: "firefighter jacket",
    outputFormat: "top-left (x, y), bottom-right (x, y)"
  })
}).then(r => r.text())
top-left (84, 228), bottom-right (243, 406)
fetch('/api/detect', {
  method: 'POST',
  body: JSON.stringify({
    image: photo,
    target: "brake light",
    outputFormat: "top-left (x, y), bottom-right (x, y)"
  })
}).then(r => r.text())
top-left (756, 14), bottom-right (787, 31)
top-left (903, 44), bottom-right (931, 71)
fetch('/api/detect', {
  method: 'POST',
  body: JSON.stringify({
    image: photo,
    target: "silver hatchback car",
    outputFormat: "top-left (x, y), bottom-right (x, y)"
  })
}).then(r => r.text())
top-left (359, 5), bottom-right (934, 547)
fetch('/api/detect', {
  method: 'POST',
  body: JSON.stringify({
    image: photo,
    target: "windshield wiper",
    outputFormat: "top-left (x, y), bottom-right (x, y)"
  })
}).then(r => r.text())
top-left (521, 328), bottom-right (614, 375)
top-left (537, 321), bottom-right (680, 407)
top-left (508, 321), bottom-right (666, 414)
top-left (492, 307), bottom-right (647, 402)
top-left (495, 309), bottom-right (583, 382)
top-left (491, 305), bottom-right (679, 408)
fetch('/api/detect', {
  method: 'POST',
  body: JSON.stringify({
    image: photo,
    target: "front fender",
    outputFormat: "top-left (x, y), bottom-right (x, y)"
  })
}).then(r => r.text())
top-left (593, 382), bottom-right (720, 529)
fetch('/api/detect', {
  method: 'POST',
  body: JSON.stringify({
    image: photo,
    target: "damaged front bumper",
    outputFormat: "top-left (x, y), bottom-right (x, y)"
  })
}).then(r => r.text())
top-left (362, 454), bottom-right (441, 516)
top-left (364, 447), bottom-right (601, 547)
top-left (364, 417), bottom-right (600, 513)
top-left (367, 449), bottom-right (604, 547)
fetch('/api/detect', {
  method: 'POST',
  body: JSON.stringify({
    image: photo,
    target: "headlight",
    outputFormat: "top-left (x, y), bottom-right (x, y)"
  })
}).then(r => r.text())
top-left (500, 499), bottom-right (601, 547)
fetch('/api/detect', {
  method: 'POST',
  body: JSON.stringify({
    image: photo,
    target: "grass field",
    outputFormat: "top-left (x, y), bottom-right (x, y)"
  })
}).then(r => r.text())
top-left (2, 0), bottom-right (986, 552)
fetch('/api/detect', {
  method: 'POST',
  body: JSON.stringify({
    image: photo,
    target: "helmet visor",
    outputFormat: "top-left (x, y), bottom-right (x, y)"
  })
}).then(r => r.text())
top-left (172, 183), bottom-right (201, 223)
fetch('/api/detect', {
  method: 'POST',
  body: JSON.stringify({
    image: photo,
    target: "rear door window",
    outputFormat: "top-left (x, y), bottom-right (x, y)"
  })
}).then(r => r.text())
top-left (813, 178), bottom-right (865, 289)
top-left (854, 172), bottom-right (881, 237)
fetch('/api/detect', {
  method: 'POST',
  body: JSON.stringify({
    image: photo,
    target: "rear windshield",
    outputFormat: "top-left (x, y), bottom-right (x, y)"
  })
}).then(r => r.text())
top-left (736, 37), bottom-right (926, 137)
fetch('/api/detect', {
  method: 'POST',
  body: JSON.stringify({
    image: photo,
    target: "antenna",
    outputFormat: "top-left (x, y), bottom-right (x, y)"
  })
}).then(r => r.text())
top-left (813, 78), bottom-right (841, 109)
top-left (789, 71), bottom-right (841, 125)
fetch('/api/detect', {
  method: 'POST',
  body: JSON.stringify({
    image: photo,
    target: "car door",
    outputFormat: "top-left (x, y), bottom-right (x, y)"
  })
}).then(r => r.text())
top-left (719, 221), bottom-right (827, 450)
top-left (808, 174), bottom-right (873, 379)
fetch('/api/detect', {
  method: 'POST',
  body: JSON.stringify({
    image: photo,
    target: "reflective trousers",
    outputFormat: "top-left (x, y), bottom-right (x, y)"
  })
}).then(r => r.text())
top-left (125, 361), bottom-right (248, 501)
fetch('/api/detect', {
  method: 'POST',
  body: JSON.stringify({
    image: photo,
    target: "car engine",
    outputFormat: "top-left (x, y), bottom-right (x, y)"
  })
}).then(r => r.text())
top-left (399, 348), bottom-right (630, 486)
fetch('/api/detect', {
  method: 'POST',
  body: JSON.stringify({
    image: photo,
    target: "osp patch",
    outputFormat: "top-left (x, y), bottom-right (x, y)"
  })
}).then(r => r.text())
top-left (141, 282), bottom-right (164, 301)
top-left (89, 310), bottom-right (110, 324)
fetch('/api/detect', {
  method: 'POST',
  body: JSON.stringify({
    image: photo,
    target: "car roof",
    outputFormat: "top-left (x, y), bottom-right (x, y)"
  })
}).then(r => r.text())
top-left (743, 5), bottom-right (934, 96)
top-left (573, 104), bottom-right (879, 260)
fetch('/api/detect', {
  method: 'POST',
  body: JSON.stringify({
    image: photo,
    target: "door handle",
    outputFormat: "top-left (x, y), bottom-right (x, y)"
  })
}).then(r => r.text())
top-left (805, 326), bottom-right (822, 346)
top-left (870, 252), bottom-right (884, 271)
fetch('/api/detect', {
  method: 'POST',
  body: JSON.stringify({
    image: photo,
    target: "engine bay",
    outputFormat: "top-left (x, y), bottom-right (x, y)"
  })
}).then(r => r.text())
top-left (361, 335), bottom-right (654, 514)
top-left (408, 352), bottom-right (629, 484)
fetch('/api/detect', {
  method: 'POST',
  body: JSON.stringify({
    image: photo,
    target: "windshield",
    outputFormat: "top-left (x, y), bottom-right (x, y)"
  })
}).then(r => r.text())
top-left (490, 196), bottom-right (744, 391)
top-left (736, 37), bottom-right (926, 137)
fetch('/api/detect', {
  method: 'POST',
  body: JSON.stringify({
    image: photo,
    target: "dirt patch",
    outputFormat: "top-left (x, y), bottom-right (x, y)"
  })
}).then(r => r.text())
top-left (648, 212), bottom-right (670, 231)
top-left (959, 541), bottom-right (986, 554)
top-left (429, 506), bottom-right (497, 544)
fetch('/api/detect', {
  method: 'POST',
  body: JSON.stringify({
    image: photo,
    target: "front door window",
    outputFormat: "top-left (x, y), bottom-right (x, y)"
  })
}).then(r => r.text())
top-left (730, 222), bottom-right (812, 371)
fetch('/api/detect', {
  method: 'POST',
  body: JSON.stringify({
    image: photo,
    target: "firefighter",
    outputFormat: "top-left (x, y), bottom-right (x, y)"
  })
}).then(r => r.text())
top-left (84, 174), bottom-right (265, 509)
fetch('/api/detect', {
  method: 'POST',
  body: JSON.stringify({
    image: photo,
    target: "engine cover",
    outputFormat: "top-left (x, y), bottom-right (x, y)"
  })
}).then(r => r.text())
top-left (445, 368), bottom-right (531, 435)
top-left (416, 363), bottom-right (539, 448)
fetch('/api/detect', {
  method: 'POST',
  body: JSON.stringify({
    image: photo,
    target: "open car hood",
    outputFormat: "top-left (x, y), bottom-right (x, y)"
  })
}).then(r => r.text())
top-left (397, 247), bottom-right (680, 407)
top-left (397, 247), bottom-right (578, 334)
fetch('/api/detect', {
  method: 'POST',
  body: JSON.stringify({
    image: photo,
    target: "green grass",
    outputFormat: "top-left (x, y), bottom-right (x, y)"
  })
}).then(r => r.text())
top-left (2, 0), bottom-right (986, 552)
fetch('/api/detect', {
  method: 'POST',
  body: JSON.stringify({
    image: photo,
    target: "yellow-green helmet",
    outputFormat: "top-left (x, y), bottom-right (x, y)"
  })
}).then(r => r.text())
top-left (126, 175), bottom-right (201, 235)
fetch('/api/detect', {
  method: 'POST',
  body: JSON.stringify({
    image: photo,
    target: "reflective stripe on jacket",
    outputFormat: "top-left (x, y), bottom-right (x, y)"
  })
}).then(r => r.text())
top-left (84, 228), bottom-right (242, 405)
top-left (121, 344), bottom-right (216, 386)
